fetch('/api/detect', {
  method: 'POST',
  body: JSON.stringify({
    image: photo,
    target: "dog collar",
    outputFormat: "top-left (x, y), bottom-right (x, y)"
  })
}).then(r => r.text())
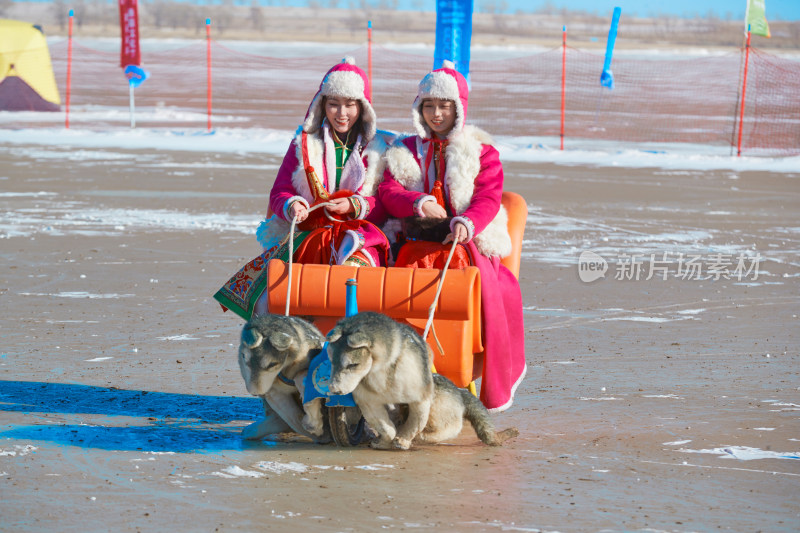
top-left (276, 371), bottom-right (295, 387)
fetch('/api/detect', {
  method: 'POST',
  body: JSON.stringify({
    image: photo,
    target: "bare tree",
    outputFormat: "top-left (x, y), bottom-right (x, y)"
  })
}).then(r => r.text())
top-left (150, 0), bottom-right (167, 29)
top-left (790, 21), bottom-right (800, 48)
top-left (479, 1), bottom-right (496, 15)
top-left (90, 0), bottom-right (118, 29)
top-left (250, 0), bottom-right (264, 32)
top-left (72, 0), bottom-right (87, 28)
top-left (0, 0), bottom-right (13, 18)
top-left (190, 6), bottom-right (208, 35)
top-left (535, 1), bottom-right (556, 16)
top-left (376, 0), bottom-right (398, 9)
top-left (53, 0), bottom-right (68, 31)
top-left (163, 3), bottom-right (191, 30)
top-left (213, 0), bottom-right (235, 34)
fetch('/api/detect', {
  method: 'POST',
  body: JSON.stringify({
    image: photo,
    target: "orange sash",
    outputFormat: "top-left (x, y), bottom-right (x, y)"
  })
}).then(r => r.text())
top-left (424, 138), bottom-right (448, 210)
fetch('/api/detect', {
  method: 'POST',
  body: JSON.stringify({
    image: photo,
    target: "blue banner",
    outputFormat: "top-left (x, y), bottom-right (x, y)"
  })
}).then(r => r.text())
top-left (433, 0), bottom-right (474, 82)
top-left (600, 7), bottom-right (621, 90)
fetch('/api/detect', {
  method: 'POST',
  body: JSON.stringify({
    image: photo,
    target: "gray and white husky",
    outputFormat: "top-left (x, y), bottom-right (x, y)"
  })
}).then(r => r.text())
top-left (238, 313), bottom-right (325, 441)
top-left (326, 312), bottom-right (434, 449)
top-left (325, 311), bottom-right (518, 449)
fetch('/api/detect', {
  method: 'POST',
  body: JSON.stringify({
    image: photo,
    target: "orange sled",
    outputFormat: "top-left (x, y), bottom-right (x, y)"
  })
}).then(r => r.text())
top-left (265, 191), bottom-right (527, 390)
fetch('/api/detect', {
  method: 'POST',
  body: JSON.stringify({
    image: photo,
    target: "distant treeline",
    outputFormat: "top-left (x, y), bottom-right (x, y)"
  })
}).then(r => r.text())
top-left (3, 0), bottom-right (799, 48)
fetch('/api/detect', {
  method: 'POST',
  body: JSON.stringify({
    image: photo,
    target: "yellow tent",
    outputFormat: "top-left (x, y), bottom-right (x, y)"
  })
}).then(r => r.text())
top-left (0, 18), bottom-right (60, 111)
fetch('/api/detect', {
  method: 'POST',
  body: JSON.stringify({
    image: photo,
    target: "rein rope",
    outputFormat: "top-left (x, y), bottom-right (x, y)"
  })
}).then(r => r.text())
top-left (285, 201), bottom-right (336, 316)
top-left (422, 238), bottom-right (460, 356)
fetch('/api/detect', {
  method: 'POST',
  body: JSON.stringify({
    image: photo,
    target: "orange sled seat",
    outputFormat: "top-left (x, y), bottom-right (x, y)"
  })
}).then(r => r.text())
top-left (265, 191), bottom-right (527, 389)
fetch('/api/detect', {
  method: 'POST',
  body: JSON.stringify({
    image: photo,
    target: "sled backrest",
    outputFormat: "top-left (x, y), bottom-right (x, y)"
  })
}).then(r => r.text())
top-left (266, 259), bottom-right (480, 322)
top-left (499, 191), bottom-right (527, 279)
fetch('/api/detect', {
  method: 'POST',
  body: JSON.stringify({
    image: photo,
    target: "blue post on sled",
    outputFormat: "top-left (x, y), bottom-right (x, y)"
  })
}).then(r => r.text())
top-left (303, 279), bottom-right (359, 407)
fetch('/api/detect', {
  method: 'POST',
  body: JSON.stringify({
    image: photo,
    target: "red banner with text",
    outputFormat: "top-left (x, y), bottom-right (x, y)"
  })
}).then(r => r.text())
top-left (118, 0), bottom-right (141, 67)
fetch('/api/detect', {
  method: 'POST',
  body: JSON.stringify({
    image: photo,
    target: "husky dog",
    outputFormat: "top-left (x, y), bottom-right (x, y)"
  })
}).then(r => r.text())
top-left (326, 312), bottom-right (519, 449)
top-left (238, 314), bottom-right (325, 441)
top-left (326, 312), bottom-right (434, 450)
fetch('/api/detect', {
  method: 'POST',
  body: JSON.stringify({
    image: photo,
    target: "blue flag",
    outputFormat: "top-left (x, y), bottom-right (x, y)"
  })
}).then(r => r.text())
top-left (434, 0), bottom-right (474, 82)
top-left (601, 7), bottom-right (621, 90)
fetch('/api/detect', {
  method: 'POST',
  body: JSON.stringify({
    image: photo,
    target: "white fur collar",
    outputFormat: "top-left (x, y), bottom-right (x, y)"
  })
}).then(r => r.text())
top-left (384, 125), bottom-right (511, 258)
top-left (290, 127), bottom-right (391, 202)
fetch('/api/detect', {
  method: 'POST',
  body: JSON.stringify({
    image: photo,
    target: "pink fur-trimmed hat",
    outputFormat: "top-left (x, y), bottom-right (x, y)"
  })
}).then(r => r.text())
top-left (302, 57), bottom-right (377, 144)
top-left (411, 60), bottom-right (469, 140)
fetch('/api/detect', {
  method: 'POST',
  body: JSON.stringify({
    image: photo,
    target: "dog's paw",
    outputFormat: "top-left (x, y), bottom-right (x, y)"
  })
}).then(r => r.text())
top-left (369, 437), bottom-right (394, 450)
top-left (241, 419), bottom-right (272, 440)
top-left (392, 437), bottom-right (412, 450)
top-left (241, 414), bottom-right (291, 440)
top-left (302, 415), bottom-right (324, 437)
top-left (313, 432), bottom-right (333, 445)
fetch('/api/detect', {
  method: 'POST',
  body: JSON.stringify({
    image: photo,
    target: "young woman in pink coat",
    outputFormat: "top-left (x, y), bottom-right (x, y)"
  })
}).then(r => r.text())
top-left (215, 57), bottom-right (391, 320)
top-left (378, 62), bottom-right (526, 412)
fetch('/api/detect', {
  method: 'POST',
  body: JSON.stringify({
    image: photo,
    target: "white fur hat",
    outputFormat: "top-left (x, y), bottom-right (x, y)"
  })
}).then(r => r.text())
top-left (302, 57), bottom-right (377, 144)
top-left (411, 60), bottom-right (470, 140)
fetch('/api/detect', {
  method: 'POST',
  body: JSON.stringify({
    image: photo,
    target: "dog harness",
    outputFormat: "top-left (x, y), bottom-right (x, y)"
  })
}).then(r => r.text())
top-left (276, 371), bottom-right (295, 387)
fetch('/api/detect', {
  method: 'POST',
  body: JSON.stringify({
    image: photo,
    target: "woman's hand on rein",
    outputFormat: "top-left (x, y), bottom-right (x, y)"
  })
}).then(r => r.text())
top-left (290, 202), bottom-right (309, 222)
top-left (325, 197), bottom-right (354, 216)
top-left (443, 222), bottom-right (468, 245)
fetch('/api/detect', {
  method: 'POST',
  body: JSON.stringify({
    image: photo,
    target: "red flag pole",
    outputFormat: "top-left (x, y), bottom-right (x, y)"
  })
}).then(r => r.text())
top-left (66, 9), bottom-right (73, 129)
top-left (206, 18), bottom-right (212, 132)
top-left (367, 20), bottom-right (373, 101)
top-left (737, 29), bottom-right (751, 157)
top-left (560, 25), bottom-right (566, 151)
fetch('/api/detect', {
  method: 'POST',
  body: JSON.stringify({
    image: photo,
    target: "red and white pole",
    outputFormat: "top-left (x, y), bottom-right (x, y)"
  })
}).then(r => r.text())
top-left (736, 29), bottom-right (751, 157)
top-left (66, 9), bottom-right (73, 129)
top-left (206, 18), bottom-right (212, 132)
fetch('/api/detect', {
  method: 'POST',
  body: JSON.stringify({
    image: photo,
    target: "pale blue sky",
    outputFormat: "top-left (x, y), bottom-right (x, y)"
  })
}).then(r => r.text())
top-left (21, 0), bottom-right (798, 21)
top-left (311, 0), bottom-right (800, 21)
top-left (490, 1), bottom-right (799, 21)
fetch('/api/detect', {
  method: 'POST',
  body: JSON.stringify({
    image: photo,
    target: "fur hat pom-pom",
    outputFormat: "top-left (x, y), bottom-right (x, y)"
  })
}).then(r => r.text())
top-left (342, 56), bottom-right (356, 65)
top-left (442, 59), bottom-right (456, 70)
